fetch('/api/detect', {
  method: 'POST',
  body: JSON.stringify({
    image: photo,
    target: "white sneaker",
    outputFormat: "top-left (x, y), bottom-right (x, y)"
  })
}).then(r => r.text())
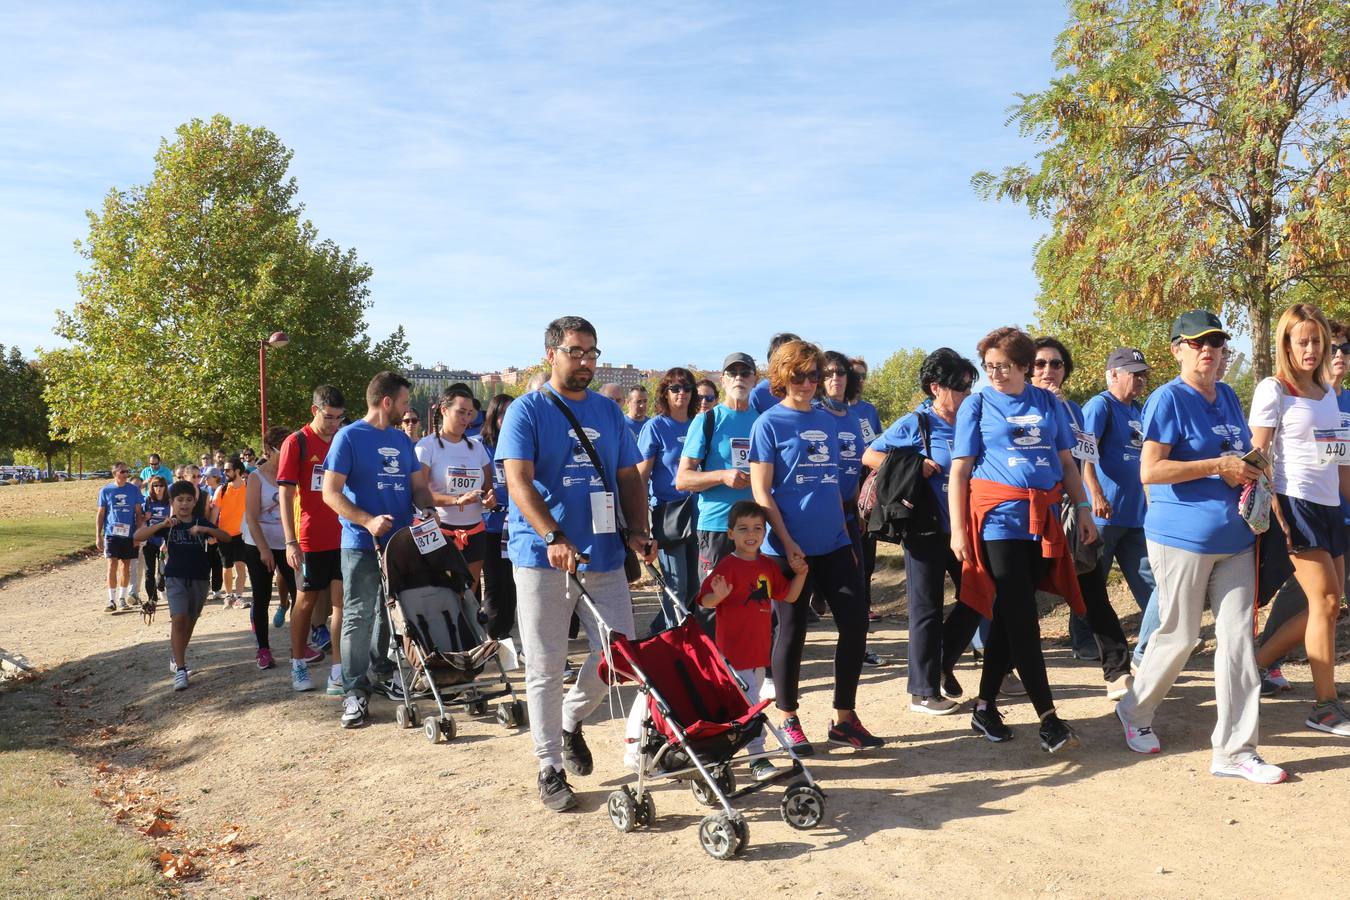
top-left (1211, 755), bottom-right (1286, 784)
top-left (1106, 673), bottom-right (1133, 702)
top-left (292, 660), bottom-right (314, 692)
top-left (117, 597), bottom-right (130, 610)
top-left (173, 668), bottom-right (189, 691)
top-left (1116, 706), bottom-right (1160, 754)
top-left (761, 677), bottom-right (776, 702)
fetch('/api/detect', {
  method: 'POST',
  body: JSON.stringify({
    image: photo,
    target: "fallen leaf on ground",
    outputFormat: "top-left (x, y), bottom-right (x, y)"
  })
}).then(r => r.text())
top-left (158, 852), bottom-right (197, 879)
top-left (142, 817), bottom-right (174, 837)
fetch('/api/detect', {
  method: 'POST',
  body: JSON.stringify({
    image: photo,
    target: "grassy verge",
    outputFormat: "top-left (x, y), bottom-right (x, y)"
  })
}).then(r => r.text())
top-left (0, 680), bottom-right (162, 897)
top-left (0, 481), bottom-right (100, 581)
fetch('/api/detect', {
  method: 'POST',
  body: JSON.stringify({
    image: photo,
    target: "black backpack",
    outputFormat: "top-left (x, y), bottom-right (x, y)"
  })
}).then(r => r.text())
top-left (861, 411), bottom-right (944, 543)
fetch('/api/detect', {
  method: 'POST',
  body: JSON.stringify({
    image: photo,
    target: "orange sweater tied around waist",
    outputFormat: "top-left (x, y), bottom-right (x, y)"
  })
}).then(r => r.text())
top-left (957, 478), bottom-right (1085, 618)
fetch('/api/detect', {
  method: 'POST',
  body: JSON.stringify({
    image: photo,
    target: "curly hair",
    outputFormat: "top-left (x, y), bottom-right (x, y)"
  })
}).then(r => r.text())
top-left (768, 340), bottom-right (824, 399)
top-left (918, 348), bottom-right (978, 399)
top-left (654, 367), bottom-right (698, 418)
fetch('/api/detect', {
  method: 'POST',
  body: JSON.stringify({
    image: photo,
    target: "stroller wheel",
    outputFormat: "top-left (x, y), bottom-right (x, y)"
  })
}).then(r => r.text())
top-left (780, 782), bottom-right (826, 830)
top-left (424, 717), bottom-right (441, 744)
top-left (468, 698), bottom-right (488, 717)
top-left (512, 699), bottom-right (528, 726)
top-left (606, 788), bottom-right (638, 834)
top-left (408, 704), bottom-right (421, 726)
top-left (697, 813), bottom-right (742, 860)
top-left (635, 790), bottom-right (656, 827)
top-left (495, 702), bottom-right (515, 728)
top-left (731, 816), bottom-right (749, 855)
top-left (395, 705), bottom-right (412, 729)
top-left (690, 766), bottom-right (736, 808)
top-left (440, 716), bottom-right (457, 741)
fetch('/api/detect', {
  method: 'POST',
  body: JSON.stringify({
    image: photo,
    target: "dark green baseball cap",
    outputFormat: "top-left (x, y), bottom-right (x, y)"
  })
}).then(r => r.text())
top-left (1170, 309), bottom-right (1229, 342)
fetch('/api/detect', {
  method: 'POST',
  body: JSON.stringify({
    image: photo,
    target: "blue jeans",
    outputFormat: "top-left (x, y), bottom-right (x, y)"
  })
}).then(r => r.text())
top-left (652, 538), bottom-right (698, 633)
top-left (1091, 525), bottom-right (1160, 665)
top-left (339, 548), bottom-right (393, 697)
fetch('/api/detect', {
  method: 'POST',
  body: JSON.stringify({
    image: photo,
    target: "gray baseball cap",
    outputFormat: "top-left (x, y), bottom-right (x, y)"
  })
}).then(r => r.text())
top-left (722, 352), bottom-right (755, 371)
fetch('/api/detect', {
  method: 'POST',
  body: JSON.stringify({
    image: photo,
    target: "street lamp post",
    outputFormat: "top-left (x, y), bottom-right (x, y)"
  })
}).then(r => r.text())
top-left (258, 331), bottom-right (290, 449)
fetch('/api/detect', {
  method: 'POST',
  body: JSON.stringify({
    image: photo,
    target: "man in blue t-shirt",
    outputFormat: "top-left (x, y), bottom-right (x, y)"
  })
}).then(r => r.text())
top-left (97, 462), bottom-right (144, 612)
top-left (140, 453), bottom-right (173, 483)
top-left (677, 352), bottom-right (762, 594)
top-left (322, 370), bottom-right (436, 729)
top-left (497, 315), bottom-right (654, 813)
top-left (750, 331), bottom-right (800, 414)
top-left (1081, 347), bottom-right (1159, 662)
top-left (623, 385), bottom-right (649, 440)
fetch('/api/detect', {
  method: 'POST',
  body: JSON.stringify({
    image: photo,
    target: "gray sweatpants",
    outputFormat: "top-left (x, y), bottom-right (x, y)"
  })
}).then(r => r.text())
top-left (1118, 541), bottom-right (1261, 767)
top-left (515, 566), bottom-right (635, 772)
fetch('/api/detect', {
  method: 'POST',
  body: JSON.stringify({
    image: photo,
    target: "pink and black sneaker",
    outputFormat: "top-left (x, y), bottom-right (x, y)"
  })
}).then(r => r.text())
top-left (781, 715), bottom-right (815, 757)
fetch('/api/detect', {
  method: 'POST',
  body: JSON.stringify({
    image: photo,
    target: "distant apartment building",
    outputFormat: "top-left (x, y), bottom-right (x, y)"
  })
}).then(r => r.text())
top-left (405, 363), bottom-right (478, 393)
top-left (592, 363), bottom-right (647, 389)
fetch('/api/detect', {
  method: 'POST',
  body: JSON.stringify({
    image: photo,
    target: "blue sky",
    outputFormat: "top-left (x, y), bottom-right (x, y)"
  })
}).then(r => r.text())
top-left (1, 1), bottom-right (1071, 373)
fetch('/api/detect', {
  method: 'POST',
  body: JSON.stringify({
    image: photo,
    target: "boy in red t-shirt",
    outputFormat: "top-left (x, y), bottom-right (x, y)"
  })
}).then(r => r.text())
top-left (697, 500), bottom-right (806, 780)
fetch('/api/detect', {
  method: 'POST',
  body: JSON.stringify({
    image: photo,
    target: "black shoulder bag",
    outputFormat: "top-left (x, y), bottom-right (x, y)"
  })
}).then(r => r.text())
top-left (649, 411), bottom-right (712, 550)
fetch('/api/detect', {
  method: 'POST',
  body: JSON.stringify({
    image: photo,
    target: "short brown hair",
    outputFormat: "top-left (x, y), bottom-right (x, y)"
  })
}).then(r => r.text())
top-left (976, 326), bottom-right (1036, 372)
top-left (654, 367), bottom-right (697, 418)
top-left (768, 340), bottom-right (824, 398)
top-left (1330, 319), bottom-right (1349, 342)
top-left (366, 370), bottom-right (412, 409)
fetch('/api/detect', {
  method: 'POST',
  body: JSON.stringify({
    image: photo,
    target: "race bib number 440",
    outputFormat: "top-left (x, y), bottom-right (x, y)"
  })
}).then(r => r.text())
top-left (1312, 429), bottom-right (1350, 466)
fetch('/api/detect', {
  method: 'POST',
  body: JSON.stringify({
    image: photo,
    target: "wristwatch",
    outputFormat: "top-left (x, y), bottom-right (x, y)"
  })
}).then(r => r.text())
top-left (545, 529), bottom-right (566, 546)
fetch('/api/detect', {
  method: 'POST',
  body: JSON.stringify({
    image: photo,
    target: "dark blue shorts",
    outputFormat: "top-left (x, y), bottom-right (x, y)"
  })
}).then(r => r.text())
top-left (1277, 494), bottom-right (1347, 558)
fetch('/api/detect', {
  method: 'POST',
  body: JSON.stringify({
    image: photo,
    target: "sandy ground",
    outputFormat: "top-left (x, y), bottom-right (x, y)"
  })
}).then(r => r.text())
top-left (2, 554), bottom-right (1349, 899)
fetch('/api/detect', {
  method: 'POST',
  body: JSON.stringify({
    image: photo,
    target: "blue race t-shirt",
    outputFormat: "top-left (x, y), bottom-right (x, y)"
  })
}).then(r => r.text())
top-left (496, 388), bottom-right (643, 572)
top-left (624, 416), bottom-right (647, 443)
top-left (637, 415), bottom-right (691, 505)
top-left (813, 402), bottom-right (864, 503)
top-left (750, 379), bottom-right (778, 414)
top-left (953, 385), bottom-right (1074, 541)
top-left (1141, 377), bottom-right (1255, 554)
top-left (482, 443), bottom-right (509, 533)
top-left (99, 482), bottom-right (144, 537)
top-left (851, 399), bottom-right (883, 448)
top-left (324, 419), bottom-right (422, 551)
top-left (1339, 388), bottom-right (1350, 525)
top-left (749, 404), bottom-right (849, 557)
top-left (682, 404), bottom-right (759, 532)
top-left (142, 498), bottom-right (172, 547)
top-left (1081, 390), bottom-right (1147, 529)
top-left (873, 403), bottom-right (957, 533)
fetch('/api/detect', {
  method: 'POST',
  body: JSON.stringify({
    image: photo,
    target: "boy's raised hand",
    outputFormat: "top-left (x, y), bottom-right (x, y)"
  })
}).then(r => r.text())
top-left (706, 574), bottom-right (732, 607)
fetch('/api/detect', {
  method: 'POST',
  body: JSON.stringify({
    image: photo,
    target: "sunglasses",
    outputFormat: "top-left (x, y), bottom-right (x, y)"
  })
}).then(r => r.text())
top-left (724, 367), bottom-right (754, 378)
top-left (668, 384), bottom-right (692, 393)
top-left (822, 368), bottom-right (849, 378)
top-left (697, 393), bottom-right (716, 403)
top-left (402, 417), bottom-right (420, 425)
top-left (789, 370), bottom-right (821, 385)
top-left (1033, 358), bottom-right (1065, 370)
top-left (1332, 342), bottom-right (1350, 356)
top-left (1178, 334), bottom-right (1227, 350)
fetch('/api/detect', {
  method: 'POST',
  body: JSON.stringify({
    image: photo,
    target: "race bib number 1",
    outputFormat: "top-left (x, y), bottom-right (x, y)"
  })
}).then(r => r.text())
top-left (590, 491), bottom-right (617, 534)
top-left (411, 519), bottom-right (447, 555)
top-left (1312, 428), bottom-right (1350, 466)
top-left (729, 438), bottom-right (751, 472)
top-left (446, 466), bottom-right (482, 492)
top-left (310, 464), bottom-right (324, 491)
top-left (1070, 427), bottom-right (1100, 464)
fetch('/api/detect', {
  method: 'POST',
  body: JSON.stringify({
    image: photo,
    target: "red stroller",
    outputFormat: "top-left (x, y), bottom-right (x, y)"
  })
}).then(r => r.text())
top-left (591, 562), bottom-right (827, 860)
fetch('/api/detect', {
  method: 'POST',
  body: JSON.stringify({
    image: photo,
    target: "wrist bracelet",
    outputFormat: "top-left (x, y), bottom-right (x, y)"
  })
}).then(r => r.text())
top-left (1076, 501), bottom-right (1091, 509)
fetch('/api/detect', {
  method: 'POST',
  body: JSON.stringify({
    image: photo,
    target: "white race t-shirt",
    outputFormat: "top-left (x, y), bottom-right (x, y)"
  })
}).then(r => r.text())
top-left (415, 433), bottom-right (491, 526)
top-left (1249, 377), bottom-right (1343, 506)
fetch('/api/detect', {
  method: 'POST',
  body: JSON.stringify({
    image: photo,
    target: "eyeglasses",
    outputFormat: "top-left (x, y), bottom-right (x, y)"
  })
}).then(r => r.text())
top-left (1178, 334), bottom-right (1226, 350)
top-left (668, 384), bottom-right (692, 393)
top-left (789, 370), bottom-right (821, 384)
top-left (723, 367), bottom-right (754, 378)
top-left (1033, 358), bottom-right (1065, 370)
top-left (822, 368), bottom-right (849, 379)
top-left (1129, 371), bottom-right (1148, 380)
top-left (555, 345), bottom-right (602, 361)
top-left (1332, 342), bottom-right (1350, 356)
top-left (697, 393), bottom-right (717, 403)
top-left (114, 469), bottom-right (130, 476)
top-left (983, 362), bottom-right (1016, 375)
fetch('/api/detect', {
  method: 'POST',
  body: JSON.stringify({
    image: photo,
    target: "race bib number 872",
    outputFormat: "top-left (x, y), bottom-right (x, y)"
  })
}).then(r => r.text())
top-left (411, 519), bottom-right (447, 555)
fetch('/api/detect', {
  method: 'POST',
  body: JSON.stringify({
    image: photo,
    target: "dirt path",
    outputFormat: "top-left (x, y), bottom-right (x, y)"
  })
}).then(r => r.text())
top-left (2, 556), bottom-right (1347, 898)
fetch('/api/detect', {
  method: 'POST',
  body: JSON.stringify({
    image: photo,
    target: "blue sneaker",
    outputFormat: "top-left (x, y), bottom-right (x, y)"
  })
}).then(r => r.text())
top-left (311, 624), bottom-right (332, 652)
top-left (272, 605), bottom-right (286, 629)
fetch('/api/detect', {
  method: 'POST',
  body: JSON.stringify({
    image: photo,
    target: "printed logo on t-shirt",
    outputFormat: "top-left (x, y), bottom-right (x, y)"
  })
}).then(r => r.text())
top-left (378, 447), bottom-right (402, 474)
top-left (838, 431), bottom-right (858, 460)
top-left (563, 475), bottom-right (589, 487)
top-left (1127, 420), bottom-right (1144, 449)
top-left (801, 429), bottom-right (830, 462)
top-left (747, 575), bottom-right (773, 604)
top-left (822, 471), bottom-right (839, 484)
top-left (566, 427), bottom-right (602, 465)
top-left (111, 491), bottom-right (132, 507)
top-left (1009, 418), bottom-right (1043, 446)
top-left (1211, 424), bottom-right (1245, 452)
top-left (795, 473), bottom-right (817, 485)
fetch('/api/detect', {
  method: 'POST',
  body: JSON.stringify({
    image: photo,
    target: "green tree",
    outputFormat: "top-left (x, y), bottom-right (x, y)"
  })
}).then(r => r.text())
top-left (864, 347), bottom-right (929, 426)
top-left (45, 115), bottom-right (408, 449)
top-left (975, 0), bottom-right (1350, 379)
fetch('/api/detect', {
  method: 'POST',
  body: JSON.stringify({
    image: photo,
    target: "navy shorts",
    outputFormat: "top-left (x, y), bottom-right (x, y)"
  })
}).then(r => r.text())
top-left (1277, 494), bottom-right (1347, 557)
top-left (300, 548), bottom-right (342, 592)
top-left (104, 535), bottom-right (137, 560)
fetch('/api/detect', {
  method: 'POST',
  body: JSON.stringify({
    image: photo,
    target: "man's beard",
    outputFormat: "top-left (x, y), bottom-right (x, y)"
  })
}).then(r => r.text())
top-left (563, 369), bottom-right (592, 391)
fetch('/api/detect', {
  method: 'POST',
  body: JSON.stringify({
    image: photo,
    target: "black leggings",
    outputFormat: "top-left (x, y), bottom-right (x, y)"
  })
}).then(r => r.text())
top-left (1076, 565), bottom-right (1131, 680)
top-left (978, 539), bottom-right (1055, 716)
top-left (903, 531), bottom-right (985, 696)
top-left (243, 542), bottom-right (296, 651)
top-left (772, 545), bottom-right (869, 712)
top-left (480, 532), bottom-right (518, 640)
top-left (142, 544), bottom-right (162, 601)
top-left (208, 542), bottom-right (223, 592)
